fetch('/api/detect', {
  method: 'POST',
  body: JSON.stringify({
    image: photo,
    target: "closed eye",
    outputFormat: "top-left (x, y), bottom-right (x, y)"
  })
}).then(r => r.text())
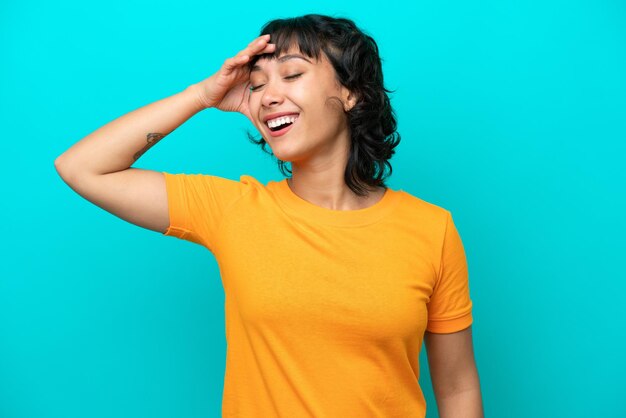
top-left (249, 73), bottom-right (303, 92)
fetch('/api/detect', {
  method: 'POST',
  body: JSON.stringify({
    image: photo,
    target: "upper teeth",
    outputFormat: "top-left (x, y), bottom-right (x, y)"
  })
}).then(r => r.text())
top-left (267, 115), bottom-right (298, 128)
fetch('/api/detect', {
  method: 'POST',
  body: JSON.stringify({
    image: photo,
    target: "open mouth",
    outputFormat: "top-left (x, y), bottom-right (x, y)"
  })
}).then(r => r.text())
top-left (269, 121), bottom-right (294, 132)
top-left (265, 115), bottom-right (299, 137)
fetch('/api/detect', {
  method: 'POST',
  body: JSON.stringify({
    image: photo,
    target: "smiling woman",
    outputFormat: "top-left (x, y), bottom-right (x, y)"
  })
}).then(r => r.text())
top-left (55, 13), bottom-right (482, 418)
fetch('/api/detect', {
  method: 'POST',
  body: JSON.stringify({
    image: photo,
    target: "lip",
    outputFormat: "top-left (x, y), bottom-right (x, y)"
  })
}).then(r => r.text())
top-left (263, 111), bottom-right (300, 123)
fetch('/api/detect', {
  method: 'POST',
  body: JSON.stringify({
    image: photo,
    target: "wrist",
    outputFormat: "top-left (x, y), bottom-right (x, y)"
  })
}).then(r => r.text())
top-left (184, 84), bottom-right (209, 112)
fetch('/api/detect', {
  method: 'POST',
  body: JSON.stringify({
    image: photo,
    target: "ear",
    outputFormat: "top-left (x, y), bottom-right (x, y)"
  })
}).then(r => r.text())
top-left (341, 86), bottom-right (358, 112)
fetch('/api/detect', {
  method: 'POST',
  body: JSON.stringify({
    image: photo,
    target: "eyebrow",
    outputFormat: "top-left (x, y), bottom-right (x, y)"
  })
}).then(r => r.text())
top-left (251, 54), bottom-right (312, 72)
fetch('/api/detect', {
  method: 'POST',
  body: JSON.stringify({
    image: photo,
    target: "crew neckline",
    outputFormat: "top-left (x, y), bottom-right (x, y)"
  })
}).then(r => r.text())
top-left (271, 178), bottom-right (400, 227)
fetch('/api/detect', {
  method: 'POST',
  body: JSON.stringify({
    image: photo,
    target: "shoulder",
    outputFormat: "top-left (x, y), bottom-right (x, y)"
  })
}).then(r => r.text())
top-left (394, 189), bottom-right (450, 226)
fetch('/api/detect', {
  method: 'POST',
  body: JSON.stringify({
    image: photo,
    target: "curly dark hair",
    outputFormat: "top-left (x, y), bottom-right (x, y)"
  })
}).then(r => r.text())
top-left (246, 14), bottom-right (401, 197)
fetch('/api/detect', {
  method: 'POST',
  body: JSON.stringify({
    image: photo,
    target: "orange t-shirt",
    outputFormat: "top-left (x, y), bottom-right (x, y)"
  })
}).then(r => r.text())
top-left (162, 172), bottom-right (473, 418)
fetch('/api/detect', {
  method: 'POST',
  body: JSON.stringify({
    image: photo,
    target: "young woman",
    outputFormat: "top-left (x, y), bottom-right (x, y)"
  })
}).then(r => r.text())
top-left (55, 14), bottom-right (483, 418)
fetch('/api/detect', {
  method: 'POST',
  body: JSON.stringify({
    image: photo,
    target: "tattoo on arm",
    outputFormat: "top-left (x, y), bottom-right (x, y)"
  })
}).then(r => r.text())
top-left (133, 132), bottom-right (166, 161)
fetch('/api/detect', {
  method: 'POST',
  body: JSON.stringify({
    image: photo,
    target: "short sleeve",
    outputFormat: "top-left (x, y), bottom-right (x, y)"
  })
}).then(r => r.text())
top-left (426, 210), bottom-right (474, 333)
top-left (161, 172), bottom-right (251, 253)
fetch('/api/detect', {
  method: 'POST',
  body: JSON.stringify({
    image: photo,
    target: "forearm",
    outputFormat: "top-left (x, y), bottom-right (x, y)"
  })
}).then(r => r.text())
top-left (55, 84), bottom-right (205, 177)
top-left (437, 387), bottom-right (484, 418)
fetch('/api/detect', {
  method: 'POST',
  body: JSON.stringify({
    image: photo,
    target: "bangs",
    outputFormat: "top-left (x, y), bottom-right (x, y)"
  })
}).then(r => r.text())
top-left (247, 17), bottom-right (327, 70)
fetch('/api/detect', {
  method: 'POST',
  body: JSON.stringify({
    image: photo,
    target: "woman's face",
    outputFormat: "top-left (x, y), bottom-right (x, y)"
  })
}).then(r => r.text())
top-left (248, 45), bottom-right (356, 164)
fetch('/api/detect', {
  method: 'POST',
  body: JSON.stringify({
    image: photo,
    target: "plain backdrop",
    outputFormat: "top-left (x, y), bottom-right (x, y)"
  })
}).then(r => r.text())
top-left (1, 1), bottom-right (625, 417)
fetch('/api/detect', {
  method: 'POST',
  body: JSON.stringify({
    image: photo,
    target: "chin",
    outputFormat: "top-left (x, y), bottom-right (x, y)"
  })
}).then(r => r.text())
top-left (274, 138), bottom-right (330, 165)
top-left (265, 137), bottom-right (291, 154)
top-left (269, 147), bottom-right (299, 163)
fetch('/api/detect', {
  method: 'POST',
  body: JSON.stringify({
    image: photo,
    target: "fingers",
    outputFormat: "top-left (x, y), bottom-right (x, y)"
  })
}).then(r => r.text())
top-left (236, 34), bottom-right (275, 60)
top-left (222, 56), bottom-right (243, 73)
top-left (249, 34), bottom-right (270, 46)
top-left (222, 35), bottom-right (276, 75)
top-left (222, 35), bottom-right (275, 74)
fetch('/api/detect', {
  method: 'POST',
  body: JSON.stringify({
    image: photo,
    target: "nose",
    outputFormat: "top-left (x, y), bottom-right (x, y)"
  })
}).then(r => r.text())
top-left (261, 80), bottom-right (285, 108)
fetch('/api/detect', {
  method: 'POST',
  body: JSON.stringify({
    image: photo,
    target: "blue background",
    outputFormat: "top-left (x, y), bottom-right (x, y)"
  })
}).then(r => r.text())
top-left (1, 1), bottom-right (625, 417)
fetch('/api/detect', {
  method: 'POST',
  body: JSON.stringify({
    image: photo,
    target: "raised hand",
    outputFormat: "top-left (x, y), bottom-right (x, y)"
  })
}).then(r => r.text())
top-left (191, 34), bottom-right (275, 121)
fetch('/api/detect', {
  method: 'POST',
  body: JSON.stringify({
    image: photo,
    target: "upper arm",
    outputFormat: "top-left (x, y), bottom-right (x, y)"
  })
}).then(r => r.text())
top-left (424, 325), bottom-right (479, 397)
top-left (55, 166), bottom-right (170, 234)
top-left (426, 210), bottom-right (473, 333)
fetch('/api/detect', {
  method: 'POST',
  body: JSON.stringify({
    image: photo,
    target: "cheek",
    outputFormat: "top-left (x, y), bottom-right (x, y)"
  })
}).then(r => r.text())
top-left (247, 99), bottom-right (262, 129)
top-left (248, 93), bottom-right (259, 110)
top-left (294, 85), bottom-right (329, 111)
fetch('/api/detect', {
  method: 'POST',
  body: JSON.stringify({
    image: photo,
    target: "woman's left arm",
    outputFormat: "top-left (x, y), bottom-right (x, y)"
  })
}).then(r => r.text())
top-left (424, 325), bottom-right (484, 418)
